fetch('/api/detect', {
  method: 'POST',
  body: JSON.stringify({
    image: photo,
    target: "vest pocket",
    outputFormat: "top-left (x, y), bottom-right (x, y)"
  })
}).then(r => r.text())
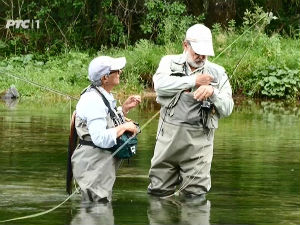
top-left (171, 92), bottom-right (202, 125)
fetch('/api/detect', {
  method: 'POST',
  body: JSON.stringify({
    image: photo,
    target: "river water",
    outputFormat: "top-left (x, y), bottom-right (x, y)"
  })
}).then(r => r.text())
top-left (0, 98), bottom-right (299, 225)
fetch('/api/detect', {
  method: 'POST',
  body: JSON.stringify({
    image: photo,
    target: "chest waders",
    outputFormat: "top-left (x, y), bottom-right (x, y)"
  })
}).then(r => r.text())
top-left (158, 65), bottom-right (214, 138)
top-left (148, 65), bottom-right (216, 197)
top-left (66, 85), bottom-right (139, 200)
top-left (78, 85), bottom-right (139, 159)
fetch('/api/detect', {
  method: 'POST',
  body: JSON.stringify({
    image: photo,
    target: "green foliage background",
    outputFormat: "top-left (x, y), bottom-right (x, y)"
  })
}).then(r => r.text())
top-left (0, 0), bottom-right (299, 100)
top-left (0, 0), bottom-right (299, 55)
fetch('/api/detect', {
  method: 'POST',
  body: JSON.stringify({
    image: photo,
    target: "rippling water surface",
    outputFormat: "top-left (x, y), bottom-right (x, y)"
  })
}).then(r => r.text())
top-left (0, 99), bottom-right (299, 225)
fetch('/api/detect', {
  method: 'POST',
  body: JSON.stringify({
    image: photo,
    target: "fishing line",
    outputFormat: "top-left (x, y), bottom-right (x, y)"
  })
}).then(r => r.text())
top-left (212, 13), bottom-right (269, 92)
top-left (217, 29), bottom-right (261, 92)
top-left (160, 14), bottom-right (269, 199)
top-left (103, 110), bottom-right (160, 161)
top-left (160, 143), bottom-right (206, 199)
top-left (2, 73), bottom-right (79, 100)
top-left (212, 13), bottom-right (268, 62)
top-left (0, 15), bottom-right (269, 220)
top-left (0, 100), bottom-right (159, 223)
top-left (0, 187), bottom-right (80, 223)
top-left (74, 14), bottom-right (268, 199)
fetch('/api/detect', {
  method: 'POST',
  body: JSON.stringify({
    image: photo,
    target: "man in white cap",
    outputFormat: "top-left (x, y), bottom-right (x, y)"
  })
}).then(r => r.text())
top-left (71, 56), bottom-right (141, 202)
top-left (148, 24), bottom-right (234, 198)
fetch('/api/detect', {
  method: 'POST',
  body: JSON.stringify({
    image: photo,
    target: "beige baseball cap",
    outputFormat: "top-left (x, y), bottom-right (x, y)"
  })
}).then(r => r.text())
top-left (88, 56), bottom-right (126, 83)
top-left (185, 24), bottom-right (215, 56)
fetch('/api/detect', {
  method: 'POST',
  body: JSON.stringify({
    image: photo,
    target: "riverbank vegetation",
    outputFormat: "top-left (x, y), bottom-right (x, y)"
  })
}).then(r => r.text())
top-left (0, 1), bottom-right (299, 100)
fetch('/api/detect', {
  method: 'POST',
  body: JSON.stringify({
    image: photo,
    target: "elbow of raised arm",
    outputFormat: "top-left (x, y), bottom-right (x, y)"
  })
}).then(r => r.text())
top-left (153, 81), bottom-right (160, 93)
top-left (219, 99), bottom-right (234, 118)
top-left (153, 75), bottom-right (167, 96)
top-left (153, 74), bottom-right (161, 90)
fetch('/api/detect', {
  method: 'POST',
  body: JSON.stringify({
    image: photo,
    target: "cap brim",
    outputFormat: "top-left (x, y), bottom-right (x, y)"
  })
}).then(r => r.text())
top-left (110, 57), bottom-right (126, 70)
top-left (190, 41), bottom-right (215, 56)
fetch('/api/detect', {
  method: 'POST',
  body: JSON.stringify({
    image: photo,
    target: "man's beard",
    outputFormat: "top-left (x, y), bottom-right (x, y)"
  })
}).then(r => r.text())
top-left (186, 52), bottom-right (206, 68)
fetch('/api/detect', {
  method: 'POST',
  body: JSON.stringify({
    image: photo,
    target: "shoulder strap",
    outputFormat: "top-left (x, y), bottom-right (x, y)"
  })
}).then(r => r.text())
top-left (90, 85), bottom-right (116, 118)
top-left (80, 85), bottom-right (91, 96)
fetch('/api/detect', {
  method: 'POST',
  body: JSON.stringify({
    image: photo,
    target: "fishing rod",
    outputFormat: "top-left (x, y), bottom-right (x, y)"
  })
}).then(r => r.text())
top-left (212, 13), bottom-right (269, 92)
top-left (212, 13), bottom-right (269, 62)
top-left (156, 13), bottom-right (270, 141)
top-left (216, 29), bottom-right (261, 93)
top-left (0, 13), bottom-right (271, 222)
top-left (1, 13), bottom-right (268, 101)
top-left (161, 13), bottom-right (270, 199)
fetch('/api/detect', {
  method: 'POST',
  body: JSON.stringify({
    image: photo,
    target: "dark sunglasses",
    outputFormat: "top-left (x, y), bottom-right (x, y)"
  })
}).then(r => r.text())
top-left (109, 69), bottom-right (122, 75)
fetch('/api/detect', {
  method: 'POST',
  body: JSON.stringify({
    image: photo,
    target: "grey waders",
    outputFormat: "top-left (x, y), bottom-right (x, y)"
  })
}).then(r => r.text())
top-left (148, 91), bottom-right (215, 197)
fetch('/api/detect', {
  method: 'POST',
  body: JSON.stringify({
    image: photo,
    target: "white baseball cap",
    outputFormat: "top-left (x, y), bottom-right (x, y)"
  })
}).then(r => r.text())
top-left (88, 56), bottom-right (126, 82)
top-left (185, 24), bottom-right (215, 56)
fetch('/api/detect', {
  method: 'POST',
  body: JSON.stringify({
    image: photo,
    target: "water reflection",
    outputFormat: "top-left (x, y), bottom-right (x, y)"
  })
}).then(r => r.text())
top-left (70, 196), bottom-right (211, 225)
top-left (71, 202), bottom-right (114, 225)
top-left (0, 99), bottom-right (299, 225)
top-left (0, 97), bottom-right (19, 108)
top-left (147, 197), bottom-right (211, 225)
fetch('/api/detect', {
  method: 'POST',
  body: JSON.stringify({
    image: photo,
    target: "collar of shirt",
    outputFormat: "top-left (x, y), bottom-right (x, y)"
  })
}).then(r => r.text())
top-left (175, 53), bottom-right (205, 76)
top-left (97, 86), bottom-right (117, 109)
top-left (185, 60), bottom-right (206, 76)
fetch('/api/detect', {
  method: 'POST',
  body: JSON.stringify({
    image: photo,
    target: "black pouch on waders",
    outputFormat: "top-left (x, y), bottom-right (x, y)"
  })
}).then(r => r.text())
top-left (92, 85), bottom-right (139, 159)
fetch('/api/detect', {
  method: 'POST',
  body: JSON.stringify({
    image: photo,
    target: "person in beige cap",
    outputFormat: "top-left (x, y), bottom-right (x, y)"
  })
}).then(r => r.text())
top-left (71, 56), bottom-right (141, 202)
top-left (148, 24), bottom-right (234, 198)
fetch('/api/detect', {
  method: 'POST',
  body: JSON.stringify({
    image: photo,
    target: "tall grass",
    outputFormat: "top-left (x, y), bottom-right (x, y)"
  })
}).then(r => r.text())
top-left (0, 30), bottom-right (299, 100)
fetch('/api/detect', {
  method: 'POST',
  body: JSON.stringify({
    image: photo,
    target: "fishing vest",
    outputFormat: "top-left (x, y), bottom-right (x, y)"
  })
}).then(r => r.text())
top-left (76, 85), bottom-right (138, 159)
top-left (156, 57), bottom-right (221, 130)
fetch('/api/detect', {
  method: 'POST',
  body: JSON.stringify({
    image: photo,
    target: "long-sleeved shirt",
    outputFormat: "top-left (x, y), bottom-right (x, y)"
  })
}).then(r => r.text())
top-left (76, 87), bottom-right (117, 148)
top-left (153, 54), bottom-right (234, 118)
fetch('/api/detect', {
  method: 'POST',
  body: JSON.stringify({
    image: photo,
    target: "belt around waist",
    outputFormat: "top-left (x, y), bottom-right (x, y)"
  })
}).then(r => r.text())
top-left (79, 139), bottom-right (111, 151)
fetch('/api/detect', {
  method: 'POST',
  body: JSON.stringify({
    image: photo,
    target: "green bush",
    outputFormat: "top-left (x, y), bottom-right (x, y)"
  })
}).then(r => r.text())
top-left (1, 6), bottom-right (299, 100)
top-left (247, 65), bottom-right (300, 99)
top-left (140, 0), bottom-right (204, 45)
top-left (0, 52), bottom-right (91, 98)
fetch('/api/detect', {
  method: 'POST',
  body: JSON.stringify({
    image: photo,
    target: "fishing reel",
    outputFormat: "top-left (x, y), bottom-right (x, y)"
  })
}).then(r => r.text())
top-left (200, 100), bottom-right (213, 112)
top-left (198, 100), bottom-right (213, 131)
